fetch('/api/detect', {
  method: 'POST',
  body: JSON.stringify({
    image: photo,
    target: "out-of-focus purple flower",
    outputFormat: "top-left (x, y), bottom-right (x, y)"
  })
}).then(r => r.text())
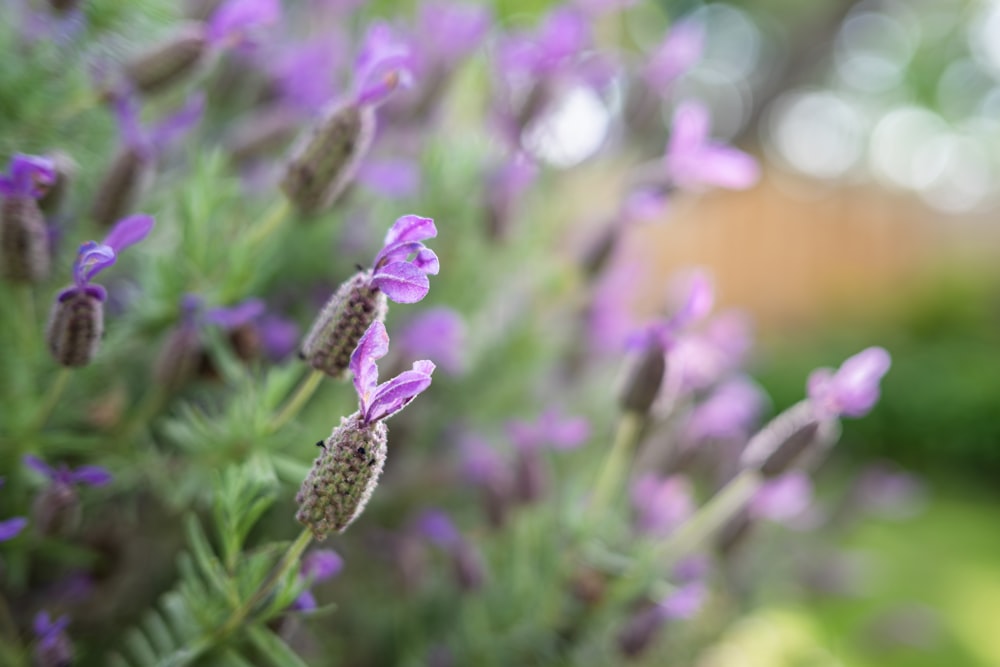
top-left (58, 214), bottom-right (154, 303)
top-left (667, 310), bottom-right (753, 393)
top-left (114, 92), bottom-right (204, 161)
top-left (621, 188), bottom-right (670, 224)
top-left (415, 509), bottom-right (461, 548)
top-left (484, 153), bottom-right (539, 239)
top-left (643, 21), bottom-right (704, 91)
top-left (357, 158), bottom-right (421, 199)
top-left (203, 298), bottom-right (266, 329)
top-left (684, 375), bottom-right (768, 442)
top-left (673, 556), bottom-right (709, 584)
top-left (416, 1), bottom-right (492, 66)
top-left (396, 307), bottom-right (467, 376)
top-left (368, 214), bottom-right (440, 304)
top-left (629, 269), bottom-right (714, 353)
top-left (588, 262), bottom-right (642, 353)
top-left (270, 38), bottom-right (345, 112)
top-left (351, 321), bottom-right (435, 426)
top-left (664, 101), bottom-right (759, 191)
top-left (808, 347), bottom-right (891, 420)
top-left (292, 549), bottom-right (344, 611)
top-left (657, 581), bottom-right (706, 620)
top-left (206, 0), bottom-right (280, 49)
top-left (33, 612), bottom-right (72, 667)
top-left (631, 474), bottom-right (694, 537)
top-left (0, 154), bottom-right (56, 198)
top-left (507, 408), bottom-right (590, 452)
top-left (24, 455), bottom-right (113, 488)
top-left (0, 516), bottom-right (28, 541)
top-left (854, 462), bottom-right (925, 519)
top-left (459, 433), bottom-right (507, 486)
top-left (257, 313), bottom-right (299, 362)
top-left (354, 22), bottom-right (415, 107)
top-left (749, 471), bottom-right (813, 523)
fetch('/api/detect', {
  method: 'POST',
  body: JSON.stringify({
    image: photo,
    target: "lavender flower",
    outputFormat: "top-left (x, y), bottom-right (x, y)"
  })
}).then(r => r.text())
top-left (748, 472), bottom-right (813, 524)
top-left (46, 214), bottom-right (154, 367)
top-left (296, 321), bottom-right (435, 538)
top-left (807, 347), bottom-right (892, 420)
top-left (642, 21), bottom-right (704, 92)
top-left (25, 455), bottom-right (112, 536)
top-left (664, 101), bottom-right (759, 191)
top-left (666, 310), bottom-right (753, 394)
top-left (483, 153), bottom-right (538, 240)
top-left (301, 214), bottom-right (438, 379)
top-left (356, 158), bottom-right (422, 200)
top-left (458, 433), bottom-right (513, 528)
top-left (281, 22), bottom-right (414, 213)
top-left (617, 582), bottom-right (706, 658)
top-left (91, 94), bottom-right (202, 227)
top-left (0, 153), bottom-right (56, 283)
top-left (292, 549), bottom-right (344, 611)
top-left (630, 474), bottom-right (694, 537)
top-left (415, 510), bottom-right (487, 591)
top-left (396, 307), bottom-right (467, 376)
top-left (683, 376), bottom-right (767, 444)
top-left (33, 612), bottom-right (72, 667)
top-left (507, 408), bottom-right (589, 502)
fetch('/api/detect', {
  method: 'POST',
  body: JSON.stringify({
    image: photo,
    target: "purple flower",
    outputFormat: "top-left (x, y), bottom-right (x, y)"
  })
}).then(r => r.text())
top-left (0, 516), bottom-right (28, 541)
top-left (396, 308), bottom-right (467, 376)
top-left (684, 375), bottom-right (767, 442)
top-left (368, 214), bottom-right (440, 304)
top-left (24, 455), bottom-right (113, 488)
top-left (664, 101), bottom-right (759, 191)
top-left (114, 92), bottom-right (204, 161)
top-left (808, 347), bottom-right (891, 420)
top-left (58, 214), bottom-right (154, 303)
top-left (631, 474), bottom-right (694, 537)
top-left (415, 509), bottom-right (461, 548)
top-left (507, 408), bottom-right (590, 452)
top-left (657, 581), bottom-right (706, 620)
top-left (854, 463), bottom-right (926, 519)
top-left (292, 549), bottom-right (344, 611)
top-left (357, 158), bottom-right (421, 200)
top-left (666, 310), bottom-right (753, 393)
top-left (270, 38), bottom-right (346, 112)
top-left (416, 1), bottom-right (492, 66)
top-left (203, 297), bottom-right (266, 329)
top-left (458, 433), bottom-right (507, 486)
top-left (350, 321), bottom-right (435, 426)
top-left (33, 612), bottom-right (72, 666)
top-left (629, 269), bottom-right (714, 352)
top-left (206, 0), bottom-right (280, 49)
top-left (257, 313), bottom-right (300, 362)
top-left (749, 472), bottom-right (813, 524)
top-left (484, 153), bottom-right (538, 238)
top-left (0, 154), bottom-right (56, 198)
top-left (354, 22), bottom-right (415, 107)
top-left (501, 7), bottom-right (591, 77)
top-left (642, 21), bottom-right (704, 91)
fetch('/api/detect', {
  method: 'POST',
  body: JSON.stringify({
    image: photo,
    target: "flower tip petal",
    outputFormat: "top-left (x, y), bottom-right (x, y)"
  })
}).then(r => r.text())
top-left (371, 262), bottom-right (430, 304)
top-left (103, 214), bottom-right (155, 252)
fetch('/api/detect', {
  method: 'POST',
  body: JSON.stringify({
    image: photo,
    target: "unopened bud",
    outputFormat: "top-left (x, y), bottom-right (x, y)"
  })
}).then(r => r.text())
top-left (45, 291), bottom-right (104, 368)
top-left (301, 272), bottom-right (387, 379)
top-left (449, 541), bottom-right (486, 592)
top-left (280, 102), bottom-right (374, 215)
top-left (513, 447), bottom-right (546, 504)
top-left (295, 414), bottom-right (388, 539)
top-left (90, 147), bottom-right (153, 228)
top-left (1, 196), bottom-right (50, 283)
top-left (619, 345), bottom-right (666, 414)
top-left (123, 23), bottom-right (209, 95)
top-left (38, 152), bottom-right (77, 217)
top-left (32, 483), bottom-right (80, 538)
top-left (740, 401), bottom-right (840, 477)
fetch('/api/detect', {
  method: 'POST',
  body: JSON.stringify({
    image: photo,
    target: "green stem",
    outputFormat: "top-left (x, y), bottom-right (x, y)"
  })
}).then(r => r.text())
top-left (116, 386), bottom-right (168, 446)
top-left (246, 199), bottom-right (291, 248)
top-left (589, 411), bottom-right (645, 513)
top-left (268, 370), bottom-right (325, 434)
top-left (16, 286), bottom-right (36, 357)
top-left (31, 368), bottom-right (72, 431)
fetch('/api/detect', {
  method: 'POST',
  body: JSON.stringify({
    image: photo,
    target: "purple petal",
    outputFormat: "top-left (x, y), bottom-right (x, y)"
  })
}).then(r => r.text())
top-left (0, 517), bottom-right (28, 542)
top-left (644, 20), bottom-right (704, 90)
top-left (541, 410), bottom-right (590, 450)
top-left (1, 154), bottom-right (56, 198)
top-left (23, 454), bottom-right (56, 479)
top-left (102, 214), bottom-right (154, 253)
top-left (302, 549), bottom-right (344, 581)
top-left (417, 2), bottom-right (492, 64)
top-left (809, 347), bottom-right (891, 419)
top-left (415, 509), bottom-right (460, 547)
top-left (749, 472), bottom-right (813, 523)
top-left (150, 95), bottom-right (205, 154)
top-left (357, 159), bottom-right (421, 199)
top-left (667, 101), bottom-right (709, 159)
top-left (113, 92), bottom-right (148, 155)
top-left (68, 465), bottom-right (113, 487)
top-left (397, 308), bottom-right (466, 376)
top-left (371, 261), bottom-right (431, 304)
top-left (384, 214), bottom-right (437, 246)
top-left (631, 474), bottom-right (694, 537)
top-left (364, 361), bottom-right (435, 423)
top-left (73, 242), bottom-right (116, 287)
top-left (354, 22), bottom-right (414, 106)
top-left (273, 38), bottom-right (345, 110)
top-left (207, 0), bottom-right (280, 46)
top-left (680, 145), bottom-right (760, 190)
top-left (684, 375), bottom-right (767, 442)
top-left (291, 589), bottom-right (317, 611)
top-left (536, 7), bottom-right (589, 70)
top-left (350, 321), bottom-right (389, 410)
top-left (204, 298), bottom-right (265, 329)
top-left (658, 581), bottom-right (706, 620)
top-left (413, 248), bottom-right (440, 275)
top-left (258, 314), bottom-right (300, 362)
top-left (668, 269), bottom-right (714, 330)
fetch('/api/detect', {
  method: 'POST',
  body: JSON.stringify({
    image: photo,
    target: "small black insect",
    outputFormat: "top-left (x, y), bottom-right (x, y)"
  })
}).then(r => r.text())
top-left (315, 440), bottom-right (326, 449)
top-left (356, 446), bottom-right (366, 457)
top-left (368, 457), bottom-right (376, 467)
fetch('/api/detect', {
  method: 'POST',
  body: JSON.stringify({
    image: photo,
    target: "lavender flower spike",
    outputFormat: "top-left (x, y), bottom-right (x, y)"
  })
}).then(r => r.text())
top-left (301, 214), bottom-right (438, 378)
top-left (0, 153), bottom-right (56, 283)
top-left (297, 322), bottom-right (434, 539)
top-left (808, 347), bottom-right (891, 420)
top-left (46, 214), bottom-right (154, 367)
top-left (25, 454), bottom-right (112, 537)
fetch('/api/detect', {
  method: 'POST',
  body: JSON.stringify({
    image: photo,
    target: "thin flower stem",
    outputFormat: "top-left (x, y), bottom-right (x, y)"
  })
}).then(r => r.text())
top-left (590, 411), bottom-right (645, 514)
top-left (116, 386), bottom-right (168, 446)
top-left (16, 286), bottom-right (36, 356)
top-left (656, 468), bottom-right (763, 565)
top-left (268, 370), bottom-right (325, 433)
top-left (31, 368), bottom-right (72, 431)
top-left (246, 198), bottom-right (291, 248)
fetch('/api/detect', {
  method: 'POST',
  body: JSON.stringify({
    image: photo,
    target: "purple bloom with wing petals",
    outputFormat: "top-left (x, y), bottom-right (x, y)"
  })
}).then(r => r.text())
top-left (206, 0), bottom-right (280, 49)
top-left (664, 101), bottom-right (759, 191)
top-left (24, 455), bottom-right (113, 488)
top-left (666, 310), bottom-right (753, 394)
top-left (808, 347), bottom-right (891, 420)
top-left (113, 92), bottom-right (205, 163)
top-left (0, 153), bottom-right (56, 283)
top-left (353, 22), bottom-right (415, 108)
top-left (351, 322), bottom-right (436, 426)
top-left (396, 307), bottom-right (467, 376)
top-left (24, 456), bottom-right (111, 537)
top-left (417, 2), bottom-right (492, 65)
top-left (629, 268), bottom-right (714, 353)
top-left (683, 375), bottom-right (767, 443)
top-left (0, 154), bottom-right (56, 199)
top-left (33, 612), bottom-right (72, 667)
top-left (58, 214), bottom-right (154, 304)
top-left (292, 549), bottom-right (344, 611)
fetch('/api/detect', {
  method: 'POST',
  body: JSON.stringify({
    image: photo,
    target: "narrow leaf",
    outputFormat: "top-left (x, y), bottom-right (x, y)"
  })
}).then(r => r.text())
top-left (246, 626), bottom-right (310, 667)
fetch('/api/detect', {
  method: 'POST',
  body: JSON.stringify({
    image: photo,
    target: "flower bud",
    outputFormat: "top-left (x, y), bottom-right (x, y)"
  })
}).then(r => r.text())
top-left (580, 222), bottom-right (620, 280)
top-left (37, 152), bottom-right (77, 218)
top-left (31, 483), bottom-right (80, 538)
top-left (295, 414), bottom-right (388, 539)
top-left (153, 324), bottom-right (203, 391)
top-left (740, 401), bottom-right (840, 477)
top-left (90, 147), bottom-right (153, 228)
top-left (619, 344), bottom-right (666, 414)
top-left (45, 291), bottom-right (104, 368)
top-left (123, 23), bottom-right (209, 95)
top-left (0, 196), bottom-right (50, 283)
top-left (300, 272), bottom-right (387, 379)
top-left (280, 102), bottom-right (375, 215)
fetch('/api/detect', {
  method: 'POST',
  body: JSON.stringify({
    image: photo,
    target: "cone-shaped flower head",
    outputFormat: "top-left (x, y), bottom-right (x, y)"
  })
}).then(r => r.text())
top-left (25, 455), bottom-right (112, 537)
top-left (0, 154), bottom-right (56, 283)
top-left (664, 101), bottom-right (759, 191)
top-left (301, 214), bottom-right (438, 378)
top-left (280, 22), bottom-right (413, 214)
top-left (46, 214), bottom-right (154, 367)
top-left (808, 346), bottom-right (891, 420)
top-left (297, 321), bottom-right (435, 539)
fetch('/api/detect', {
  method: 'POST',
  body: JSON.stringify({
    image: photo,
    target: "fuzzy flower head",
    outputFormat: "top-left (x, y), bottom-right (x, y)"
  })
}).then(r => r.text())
top-left (354, 22), bottom-right (415, 107)
top-left (664, 101), bottom-right (759, 191)
top-left (807, 347), bottom-right (891, 420)
top-left (368, 214), bottom-right (440, 303)
top-left (351, 321), bottom-right (435, 426)
top-left (0, 154), bottom-right (56, 199)
top-left (60, 214), bottom-right (154, 302)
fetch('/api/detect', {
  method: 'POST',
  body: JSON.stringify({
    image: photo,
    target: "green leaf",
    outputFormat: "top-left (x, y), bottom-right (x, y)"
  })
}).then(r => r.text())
top-left (246, 626), bottom-right (311, 667)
